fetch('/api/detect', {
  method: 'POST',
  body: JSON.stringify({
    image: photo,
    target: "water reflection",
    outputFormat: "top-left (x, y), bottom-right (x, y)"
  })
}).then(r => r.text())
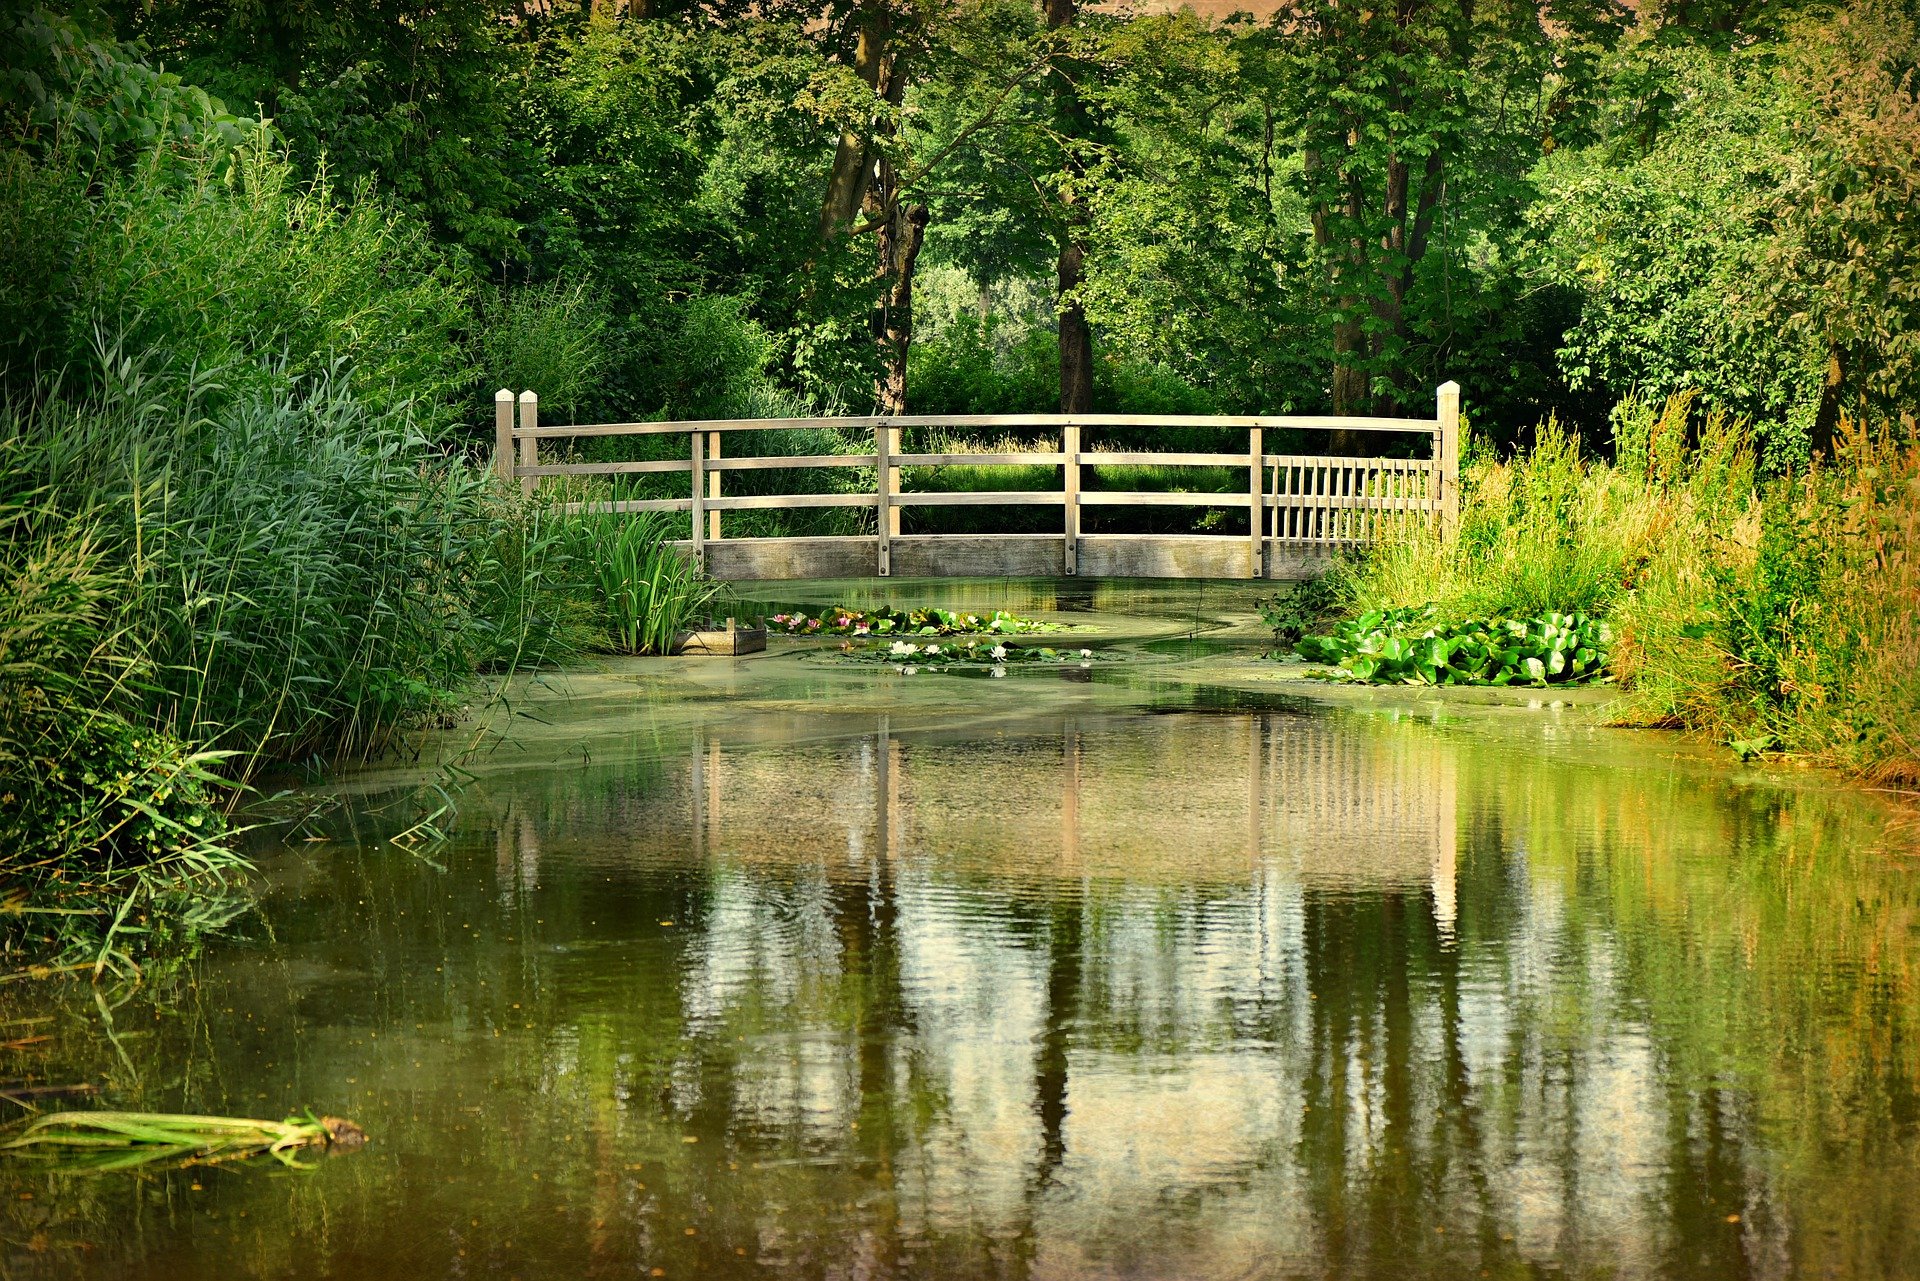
top-left (1, 705), bottom-right (1915, 1280)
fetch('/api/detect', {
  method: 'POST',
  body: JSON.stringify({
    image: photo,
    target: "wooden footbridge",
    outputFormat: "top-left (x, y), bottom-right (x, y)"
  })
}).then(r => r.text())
top-left (493, 383), bottom-right (1459, 581)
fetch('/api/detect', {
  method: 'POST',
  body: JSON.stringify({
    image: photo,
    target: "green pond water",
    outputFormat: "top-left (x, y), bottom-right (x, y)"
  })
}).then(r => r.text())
top-left (2, 581), bottom-right (1917, 1279)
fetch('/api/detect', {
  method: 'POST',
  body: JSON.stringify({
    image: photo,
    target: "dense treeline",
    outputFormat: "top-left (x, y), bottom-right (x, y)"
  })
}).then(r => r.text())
top-left (0, 0), bottom-right (1915, 960)
top-left (13, 0), bottom-right (1913, 449)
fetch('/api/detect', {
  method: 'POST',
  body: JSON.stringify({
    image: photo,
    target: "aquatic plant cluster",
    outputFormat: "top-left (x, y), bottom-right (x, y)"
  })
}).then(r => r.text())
top-left (857, 640), bottom-right (1097, 677)
top-left (769, 607), bottom-right (1050, 637)
top-left (576, 510), bottom-right (722, 655)
top-left (2, 1111), bottom-right (365, 1171)
top-left (1329, 400), bottom-right (1917, 781)
top-left (1295, 608), bottom-right (1611, 686)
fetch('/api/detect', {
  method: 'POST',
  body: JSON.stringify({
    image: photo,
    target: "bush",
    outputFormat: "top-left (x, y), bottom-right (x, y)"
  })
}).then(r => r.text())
top-left (1336, 392), bottom-right (1917, 780)
top-left (0, 494), bottom-right (242, 959)
top-left (474, 280), bottom-right (610, 421)
top-left (1627, 421), bottom-right (1919, 781)
top-left (1337, 406), bottom-right (1747, 622)
top-left (0, 136), bottom-right (473, 425)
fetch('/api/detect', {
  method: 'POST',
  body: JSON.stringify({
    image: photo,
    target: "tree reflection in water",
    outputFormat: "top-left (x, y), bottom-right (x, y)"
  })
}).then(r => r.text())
top-left (1, 705), bottom-right (1914, 1279)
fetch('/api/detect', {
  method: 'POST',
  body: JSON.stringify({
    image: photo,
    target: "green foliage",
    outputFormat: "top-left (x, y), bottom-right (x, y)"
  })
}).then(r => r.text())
top-left (1534, 43), bottom-right (1823, 463)
top-left (0, 7), bottom-right (255, 155)
top-left (1255, 575), bottom-right (1341, 648)
top-left (0, 492), bottom-right (244, 962)
top-left (474, 280), bottom-right (609, 421)
top-left (1295, 607), bottom-right (1613, 687)
top-left (855, 639), bottom-right (1101, 669)
top-left (1629, 421), bottom-right (1920, 781)
top-left (98, 0), bottom-right (523, 259)
top-left (0, 136), bottom-right (473, 425)
top-left (1765, 3), bottom-right (1920, 429)
top-left (570, 511), bottom-right (722, 656)
top-left (1340, 409), bottom-right (1745, 621)
top-left (768, 607), bottom-right (1050, 637)
top-left (5, 371), bottom-right (528, 762)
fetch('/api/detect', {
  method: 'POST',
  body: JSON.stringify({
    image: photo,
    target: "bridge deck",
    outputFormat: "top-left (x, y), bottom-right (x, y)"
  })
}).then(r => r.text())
top-left (492, 391), bottom-right (1461, 581)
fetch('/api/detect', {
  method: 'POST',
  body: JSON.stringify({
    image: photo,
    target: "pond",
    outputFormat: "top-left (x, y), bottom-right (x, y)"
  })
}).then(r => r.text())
top-left (2, 581), bottom-right (1916, 1279)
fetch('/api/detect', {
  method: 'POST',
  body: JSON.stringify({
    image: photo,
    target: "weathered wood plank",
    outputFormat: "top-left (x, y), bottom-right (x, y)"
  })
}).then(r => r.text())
top-left (559, 498), bottom-right (692, 515)
top-left (517, 459), bottom-right (694, 477)
top-left (1079, 491), bottom-right (1247, 507)
top-left (693, 537), bottom-right (876, 582)
top-left (889, 535), bottom-right (1066, 579)
top-left (1077, 535), bottom-right (1252, 579)
top-left (890, 490), bottom-right (1067, 507)
top-left (893, 452), bottom-right (1064, 467)
top-left (1082, 452), bottom-right (1249, 468)
top-left (513, 412), bottom-right (1441, 441)
top-left (705, 454), bottom-right (873, 472)
top-left (704, 493), bottom-right (879, 512)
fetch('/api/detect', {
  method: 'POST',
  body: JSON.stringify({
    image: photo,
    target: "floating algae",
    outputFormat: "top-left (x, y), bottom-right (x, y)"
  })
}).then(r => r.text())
top-left (1, 1111), bottom-right (367, 1171)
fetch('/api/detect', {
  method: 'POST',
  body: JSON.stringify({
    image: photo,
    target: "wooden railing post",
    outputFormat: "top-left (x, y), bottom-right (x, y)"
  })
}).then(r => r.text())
top-left (887, 426), bottom-right (902, 538)
top-left (516, 391), bottom-right (538, 500)
top-left (1436, 381), bottom-right (1461, 539)
top-left (707, 430), bottom-right (722, 541)
top-left (875, 423), bottom-right (892, 577)
top-left (494, 388), bottom-right (514, 487)
top-left (690, 428), bottom-right (706, 573)
top-left (1063, 421), bottom-right (1080, 575)
top-left (1248, 425), bottom-right (1264, 578)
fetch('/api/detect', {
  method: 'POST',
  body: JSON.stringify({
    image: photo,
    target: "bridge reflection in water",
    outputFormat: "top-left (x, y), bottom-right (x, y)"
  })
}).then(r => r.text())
top-left (465, 705), bottom-right (1853, 1280)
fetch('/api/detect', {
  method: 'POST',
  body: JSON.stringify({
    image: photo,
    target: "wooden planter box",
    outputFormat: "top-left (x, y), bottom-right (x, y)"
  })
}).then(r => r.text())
top-left (675, 619), bottom-right (767, 656)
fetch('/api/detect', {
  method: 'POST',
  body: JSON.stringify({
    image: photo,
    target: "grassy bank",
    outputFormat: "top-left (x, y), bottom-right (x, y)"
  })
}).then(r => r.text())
top-left (0, 100), bottom-right (712, 967)
top-left (1326, 395), bottom-right (1918, 785)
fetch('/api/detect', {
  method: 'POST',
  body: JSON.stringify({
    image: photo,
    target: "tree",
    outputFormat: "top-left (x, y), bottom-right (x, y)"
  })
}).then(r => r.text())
top-left (99, 0), bottom-right (525, 261)
top-left (1270, 0), bottom-right (1621, 422)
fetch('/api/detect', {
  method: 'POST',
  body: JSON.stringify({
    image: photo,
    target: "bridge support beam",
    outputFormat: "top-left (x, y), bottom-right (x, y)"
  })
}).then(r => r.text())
top-left (875, 424), bottom-right (892, 576)
top-left (1063, 422), bottom-right (1080, 575)
top-left (516, 391), bottom-right (538, 500)
top-left (1437, 380), bottom-right (1461, 540)
top-left (1248, 426), bottom-right (1263, 578)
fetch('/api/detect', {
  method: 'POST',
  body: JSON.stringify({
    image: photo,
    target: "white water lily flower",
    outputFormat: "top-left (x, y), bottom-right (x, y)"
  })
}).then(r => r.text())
top-left (991, 645), bottom-right (1007, 660)
top-left (924, 645), bottom-right (940, 656)
top-left (1079, 648), bottom-right (1092, 658)
top-left (889, 641), bottom-right (916, 657)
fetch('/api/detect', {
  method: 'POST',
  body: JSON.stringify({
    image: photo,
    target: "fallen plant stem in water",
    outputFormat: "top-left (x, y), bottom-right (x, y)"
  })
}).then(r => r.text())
top-left (2, 1111), bottom-right (368, 1171)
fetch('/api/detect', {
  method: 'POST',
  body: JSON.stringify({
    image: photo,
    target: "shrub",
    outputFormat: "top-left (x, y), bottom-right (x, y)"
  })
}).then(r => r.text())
top-left (571, 509), bottom-right (723, 655)
top-left (0, 494), bottom-right (242, 958)
top-left (474, 280), bottom-right (610, 422)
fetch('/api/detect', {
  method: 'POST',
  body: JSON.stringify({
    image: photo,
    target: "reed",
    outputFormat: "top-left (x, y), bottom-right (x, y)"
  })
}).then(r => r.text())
top-left (571, 508), bottom-right (723, 655)
top-left (2, 1111), bottom-right (365, 1170)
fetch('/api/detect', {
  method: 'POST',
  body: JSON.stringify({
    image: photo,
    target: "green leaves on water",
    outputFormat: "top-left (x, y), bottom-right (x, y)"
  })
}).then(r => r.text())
top-left (769, 606), bottom-right (1051, 638)
top-left (1, 1111), bottom-right (367, 1171)
top-left (1293, 605), bottom-right (1613, 687)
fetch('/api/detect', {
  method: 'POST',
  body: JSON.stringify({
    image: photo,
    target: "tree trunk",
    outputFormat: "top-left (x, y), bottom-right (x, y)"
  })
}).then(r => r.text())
top-left (1057, 241), bottom-right (1094, 414)
top-left (874, 202), bottom-right (929, 414)
top-left (1047, 0), bottom-right (1094, 414)
top-left (818, 4), bottom-right (892, 241)
top-left (861, 41), bottom-right (920, 412)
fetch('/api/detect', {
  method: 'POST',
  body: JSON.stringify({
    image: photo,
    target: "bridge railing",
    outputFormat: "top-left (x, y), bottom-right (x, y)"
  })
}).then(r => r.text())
top-left (491, 383), bottom-right (1460, 581)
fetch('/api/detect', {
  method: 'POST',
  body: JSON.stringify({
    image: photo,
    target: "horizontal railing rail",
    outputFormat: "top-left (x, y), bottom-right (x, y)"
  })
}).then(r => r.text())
top-left (490, 387), bottom-right (1462, 581)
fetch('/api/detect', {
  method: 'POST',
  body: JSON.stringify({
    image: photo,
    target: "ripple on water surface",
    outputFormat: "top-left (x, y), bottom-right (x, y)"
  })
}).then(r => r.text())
top-left (2, 677), bottom-right (1916, 1281)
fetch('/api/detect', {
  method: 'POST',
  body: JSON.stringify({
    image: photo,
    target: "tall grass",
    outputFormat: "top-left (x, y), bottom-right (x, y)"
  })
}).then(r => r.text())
top-left (1335, 393), bottom-right (1917, 783)
top-left (1631, 420), bottom-right (1919, 782)
top-left (573, 510), bottom-right (723, 654)
top-left (0, 486), bottom-right (245, 972)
